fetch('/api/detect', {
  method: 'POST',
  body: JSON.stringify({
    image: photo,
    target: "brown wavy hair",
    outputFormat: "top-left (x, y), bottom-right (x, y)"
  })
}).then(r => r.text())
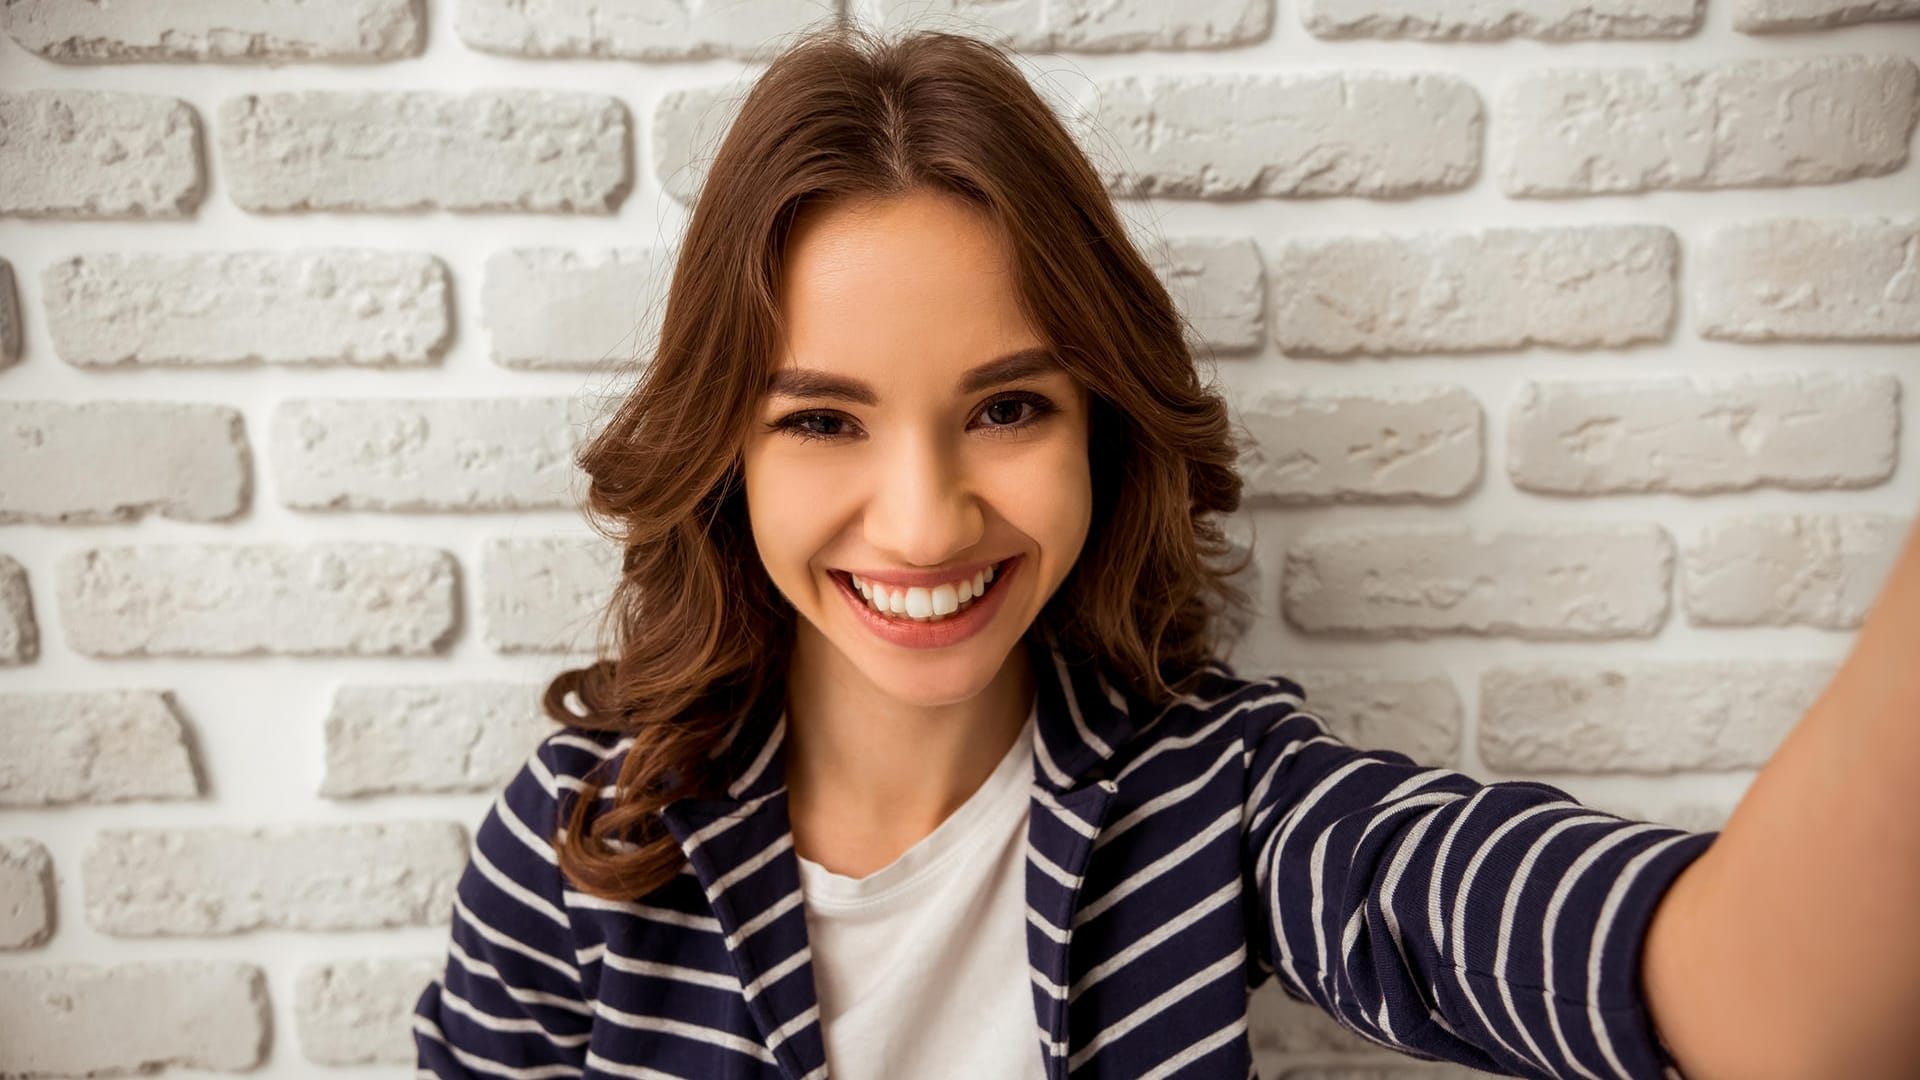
top-left (550, 19), bottom-right (1255, 903)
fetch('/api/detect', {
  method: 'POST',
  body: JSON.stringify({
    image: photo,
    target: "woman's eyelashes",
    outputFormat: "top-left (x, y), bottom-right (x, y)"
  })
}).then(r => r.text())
top-left (766, 390), bottom-right (1059, 444)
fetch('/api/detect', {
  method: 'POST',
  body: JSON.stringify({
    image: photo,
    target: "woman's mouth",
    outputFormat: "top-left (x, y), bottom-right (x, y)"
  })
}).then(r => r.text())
top-left (833, 557), bottom-right (1012, 623)
top-left (826, 555), bottom-right (1023, 649)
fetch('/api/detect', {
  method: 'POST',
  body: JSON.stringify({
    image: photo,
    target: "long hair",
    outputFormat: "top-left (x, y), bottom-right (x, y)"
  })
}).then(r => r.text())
top-left (550, 21), bottom-right (1254, 902)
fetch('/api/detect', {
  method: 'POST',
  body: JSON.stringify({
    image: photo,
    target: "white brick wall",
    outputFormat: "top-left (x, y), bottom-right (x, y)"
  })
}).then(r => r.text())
top-left (0, 2), bottom-right (1915, 1076)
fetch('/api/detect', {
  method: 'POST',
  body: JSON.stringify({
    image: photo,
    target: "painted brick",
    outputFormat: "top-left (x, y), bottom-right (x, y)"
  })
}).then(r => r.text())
top-left (1735, 0), bottom-right (1920, 30)
top-left (0, 258), bottom-right (18, 367)
top-left (0, 838), bottom-right (53, 949)
top-left (1288, 668), bottom-right (1463, 766)
top-left (218, 91), bottom-right (631, 213)
top-left (1270, 226), bottom-right (1676, 357)
top-left (0, 555), bottom-right (35, 665)
top-left (1284, 523), bottom-right (1673, 639)
top-left (460, 0), bottom-right (835, 59)
top-left (653, 85), bottom-right (738, 205)
top-left (322, 682), bottom-right (560, 796)
top-left (294, 956), bottom-right (442, 1064)
top-left (1508, 372), bottom-right (1899, 495)
top-left (1480, 661), bottom-right (1836, 771)
top-left (0, 962), bottom-right (268, 1073)
top-left (0, 91), bottom-right (203, 218)
top-left (1301, 0), bottom-right (1702, 38)
top-left (482, 248), bottom-right (670, 370)
top-left (0, 690), bottom-right (200, 807)
top-left (1143, 237), bottom-right (1265, 355)
top-left (858, 0), bottom-right (1272, 51)
top-left (481, 536), bottom-right (620, 654)
top-left (1684, 513), bottom-right (1910, 629)
top-left (83, 821), bottom-right (467, 935)
top-left (0, 400), bottom-right (250, 522)
top-left (1238, 384), bottom-right (1481, 503)
top-left (1247, 984), bottom-right (1384, 1055)
top-left (273, 398), bottom-right (582, 511)
top-left (42, 250), bottom-right (450, 368)
top-left (1085, 73), bottom-right (1480, 199)
top-left (3, 0), bottom-right (422, 61)
top-left (1697, 217), bottom-right (1920, 343)
top-left (1496, 56), bottom-right (1919, 196)
top-left (56, 543), bottom-right (458, 657)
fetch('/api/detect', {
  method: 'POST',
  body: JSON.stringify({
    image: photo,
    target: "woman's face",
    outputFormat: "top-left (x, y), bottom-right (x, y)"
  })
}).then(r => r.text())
top-left (742, 189), bottom-right (1093, 707)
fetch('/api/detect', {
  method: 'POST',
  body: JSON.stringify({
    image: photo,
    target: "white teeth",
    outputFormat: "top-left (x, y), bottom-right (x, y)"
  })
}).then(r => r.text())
top-left (847, 561), bottom-right (1003, 623)
top-left (904, 587), bottom-right (932, 619)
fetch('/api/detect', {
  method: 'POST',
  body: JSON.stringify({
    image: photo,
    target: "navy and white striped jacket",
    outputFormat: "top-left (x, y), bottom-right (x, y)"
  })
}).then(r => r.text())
top-left (414, 626), bottom-right (1716, 1079)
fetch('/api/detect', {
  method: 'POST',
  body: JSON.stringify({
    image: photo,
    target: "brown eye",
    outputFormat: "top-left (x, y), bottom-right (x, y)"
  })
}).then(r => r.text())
top-left (974, 392), bottom-right (1057, 435)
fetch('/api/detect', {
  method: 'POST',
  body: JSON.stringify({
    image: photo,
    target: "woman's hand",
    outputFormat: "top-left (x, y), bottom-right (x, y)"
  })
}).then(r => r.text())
top-left (1642, 512), bottom-right (1920, 1078)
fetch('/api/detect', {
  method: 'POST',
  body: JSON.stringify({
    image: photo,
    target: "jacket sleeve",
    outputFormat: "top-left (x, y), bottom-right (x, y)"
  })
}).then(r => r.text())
top-left (1240, 676), bottom-right (1718, 1080)
top-left (414, 732), bottom-right (596, 1077)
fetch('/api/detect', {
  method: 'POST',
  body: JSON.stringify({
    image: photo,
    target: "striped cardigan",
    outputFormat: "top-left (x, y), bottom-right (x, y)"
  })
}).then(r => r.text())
top-left (414, 626), bottom-right (1716, 1079)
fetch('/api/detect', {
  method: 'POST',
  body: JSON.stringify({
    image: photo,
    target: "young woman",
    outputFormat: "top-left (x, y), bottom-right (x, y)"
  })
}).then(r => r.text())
top-left (413, 23), bottom-right (1920, 1080)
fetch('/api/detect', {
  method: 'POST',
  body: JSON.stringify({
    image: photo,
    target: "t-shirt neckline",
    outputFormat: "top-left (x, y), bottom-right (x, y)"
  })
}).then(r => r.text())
top-left (796, 702), bottom-right (1036, 910)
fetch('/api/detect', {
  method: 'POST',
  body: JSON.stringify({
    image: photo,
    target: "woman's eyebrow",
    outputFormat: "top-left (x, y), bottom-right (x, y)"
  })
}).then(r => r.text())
top-left (765, 347), bottom-right (1060, 404)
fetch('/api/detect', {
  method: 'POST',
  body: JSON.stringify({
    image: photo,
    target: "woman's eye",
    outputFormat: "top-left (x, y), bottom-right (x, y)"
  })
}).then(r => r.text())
top-left (771, 412), bottom-right (851, 442)
top-left (975, 392), bottom-right (1056, 433)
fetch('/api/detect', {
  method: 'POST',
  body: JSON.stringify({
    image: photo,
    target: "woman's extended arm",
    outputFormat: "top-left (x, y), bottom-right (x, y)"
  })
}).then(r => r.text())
top-left (1643, 516), bottom-right (1920, 1078)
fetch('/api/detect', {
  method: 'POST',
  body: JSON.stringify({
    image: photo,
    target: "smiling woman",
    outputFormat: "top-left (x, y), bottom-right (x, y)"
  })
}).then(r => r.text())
top-left (413, 19), bottom-right (1738, 1080)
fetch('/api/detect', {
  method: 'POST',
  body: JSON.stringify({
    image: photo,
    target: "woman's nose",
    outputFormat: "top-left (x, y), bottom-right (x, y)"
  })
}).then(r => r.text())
top-left (862, 434), bottom-right (984, 567)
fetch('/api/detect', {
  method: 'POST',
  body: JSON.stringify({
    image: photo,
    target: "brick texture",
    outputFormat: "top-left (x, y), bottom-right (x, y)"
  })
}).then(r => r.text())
top-left (0, 400), bottom-right (250, 522)
top-left (1480, 661), bottom-right (1837, 771)
top-left (0, 555), bottom-right (35, 666)
top-left (0, 258), bottom-right (18, 367)
top-left (1269, 226), bottom-right (1677, 356)
top-left (0, 690), bottom-right (200, 806)
top-left (0, 838), bottom-right (54, 949)
top-left (217, 91), bottom-right (632, 212)
top-left (294, 956), bottom-right (443, 1064)
top-left (3, 0), bottom-right (423, 61)
top-left (41, 250), bottom-right (451, 367)
top-left (1734, 0), bottom-right (1920, 30)
top-left (56, 544), bottom-right (458, 657)
top-left (1300, 0), bottom-right (1703, 38)
top-left (1697, 217), bottom-right (1920, 343)
top-left (272, 397), bottom-right (583, 511)
top-left (459, 0), bottom-right (834, 59)
top-left (0, 91), bottom-right (203, 217)
top-left (1142, 237), bottom-right (1265, 355)
top-left (1507, 372), bottom-right (1899, 495)
top-left (1237, 384), bottom-right (1481, 502)
top-left (481, 536), bottom-right (621, 654)
top-left (1287, 668), bottom-right (1463, 766)
top-left (859, 0), bottom-right (1274, 51)
top-left (1496, 56), bottom-right (1919, 196)
top-left (482, 248), bottom-right (671, 370)
top-left (1283, 523), bottom-right (1673, 638)
top-left (1684, 513), bottom-right (1911, 629)
top-left (0, 962), bottom-right (269, 1074)
top-left (82, 822), bottom-right (467, 935)
top-left (322, 682), bottom-right (560, 796)
top-left (1087, 72), bottom-right (1482, 199)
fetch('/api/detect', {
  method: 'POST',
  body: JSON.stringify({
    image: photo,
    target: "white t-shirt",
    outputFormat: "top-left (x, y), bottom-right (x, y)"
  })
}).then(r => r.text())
top-left (795, 704), bottom-right (1046, 1080)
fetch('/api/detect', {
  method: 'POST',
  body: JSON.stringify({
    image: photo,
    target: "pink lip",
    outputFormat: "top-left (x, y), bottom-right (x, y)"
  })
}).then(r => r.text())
top-left (831, 554), bottom-right (1022, 650)
top-left (836, 557), bottom-right (1009, 590)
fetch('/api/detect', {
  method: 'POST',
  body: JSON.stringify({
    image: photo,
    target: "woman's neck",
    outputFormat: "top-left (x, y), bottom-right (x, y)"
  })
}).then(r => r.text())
top-left (780, 626), bottom-right (1034, 878)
